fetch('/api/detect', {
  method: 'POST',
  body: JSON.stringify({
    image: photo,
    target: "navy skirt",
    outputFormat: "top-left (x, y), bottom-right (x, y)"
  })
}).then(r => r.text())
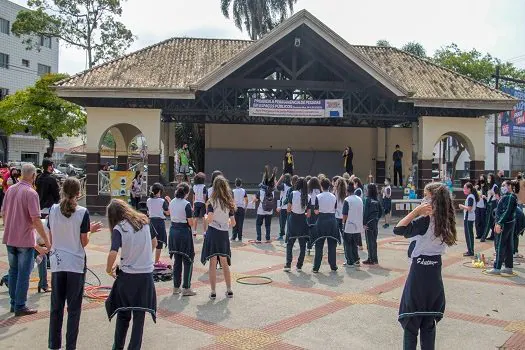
top-left (313, 213), bottom-right (341, 244)
top-left (399, 255), bottom-right (445, 328)
top-left (287, 212), bottom-right (310, 240)
top-left (105, 271), bottom-right (157, 322)
top-left (201, 226), bottom-right (231, 265)
top-left (169, 223), bottom-right (195, 263)
top-left (150, 218), bottom-right (167, 248)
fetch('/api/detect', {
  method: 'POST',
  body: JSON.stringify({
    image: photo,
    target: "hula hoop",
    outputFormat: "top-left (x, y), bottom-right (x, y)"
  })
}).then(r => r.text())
top-left (236, 276), bottom-right (273, 285)
top-left (84, 286), bottom-right (112, 300)
top-left (482, 270), bottom-right (518, 277)
top-left (389, 241), bottom-right (411, 246)
top-left (247, 239), bottom-right (273, 244)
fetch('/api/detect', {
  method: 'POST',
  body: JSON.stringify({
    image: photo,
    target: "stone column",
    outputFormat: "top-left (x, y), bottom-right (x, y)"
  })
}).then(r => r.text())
top-left (417, 159), bottom-right (433, 194)
top-left (375, 128), bottom-right (386, 184)
top-left (86, 152), bottom-right (110, 215)
top-left (117, 155), bottom-right (128, 171)
top-left (148, 154), bottom-right (161, 187)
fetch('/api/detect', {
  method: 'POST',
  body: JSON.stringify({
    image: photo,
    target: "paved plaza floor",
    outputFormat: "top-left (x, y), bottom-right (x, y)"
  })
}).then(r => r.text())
top-left (1, 217), bottom-right (525, 349)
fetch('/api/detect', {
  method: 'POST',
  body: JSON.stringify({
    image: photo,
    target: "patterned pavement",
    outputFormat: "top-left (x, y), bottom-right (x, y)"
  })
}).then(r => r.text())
top-left (1, 218), bottom-right (525, 349)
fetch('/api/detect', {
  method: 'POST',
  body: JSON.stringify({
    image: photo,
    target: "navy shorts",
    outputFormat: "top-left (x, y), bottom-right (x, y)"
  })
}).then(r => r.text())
top-left (383, 198), bottom-right (392, 214)
top-left (194, 202), bottom-right (206, 218)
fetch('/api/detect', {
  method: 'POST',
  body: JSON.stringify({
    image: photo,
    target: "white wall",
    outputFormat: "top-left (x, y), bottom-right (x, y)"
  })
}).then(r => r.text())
top-left (7, 134), bottom-right (48, 163)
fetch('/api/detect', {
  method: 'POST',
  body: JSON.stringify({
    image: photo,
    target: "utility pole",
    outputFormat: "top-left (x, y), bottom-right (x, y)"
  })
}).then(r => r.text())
top-left (494, 65), bottom-right (500, 173)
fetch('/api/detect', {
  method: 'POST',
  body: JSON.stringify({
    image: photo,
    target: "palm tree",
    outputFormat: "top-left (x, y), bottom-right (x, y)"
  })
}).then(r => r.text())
top-left (221, 0), bottom-right (297, 40)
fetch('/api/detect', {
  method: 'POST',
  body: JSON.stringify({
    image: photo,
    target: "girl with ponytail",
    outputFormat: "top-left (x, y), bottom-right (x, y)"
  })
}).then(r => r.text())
top-left (284, 177), bottom-right (310, 272)
top-left (394, 182), bottom-right (457, 350)
top-left (48, 177), bottom-right (101, 350)
top-left (168, 182), bottom-right (196, 296)
top-left (146, 183), bottom-right (171, 265)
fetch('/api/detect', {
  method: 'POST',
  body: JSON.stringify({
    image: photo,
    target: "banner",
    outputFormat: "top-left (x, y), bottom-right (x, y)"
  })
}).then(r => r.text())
top-left (500, 87), bottom-right (525, 137)
top-left (109, 171), bottom-right (135, 200)
top-left (249, 99), bottom-right (343, 118)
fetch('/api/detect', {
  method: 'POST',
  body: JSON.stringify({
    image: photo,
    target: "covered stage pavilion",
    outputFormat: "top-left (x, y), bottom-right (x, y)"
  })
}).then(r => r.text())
top-left (54, 10), bottom-right (517, 214)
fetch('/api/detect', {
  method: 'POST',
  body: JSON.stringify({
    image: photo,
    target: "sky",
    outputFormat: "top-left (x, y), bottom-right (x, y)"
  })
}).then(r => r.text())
top-left (10, 0), bottom-right (525, 74)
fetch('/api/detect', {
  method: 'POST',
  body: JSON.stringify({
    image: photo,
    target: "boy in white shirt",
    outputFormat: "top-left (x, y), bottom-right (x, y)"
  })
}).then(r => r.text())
top-left (342, 182), bottom-right (364, 267)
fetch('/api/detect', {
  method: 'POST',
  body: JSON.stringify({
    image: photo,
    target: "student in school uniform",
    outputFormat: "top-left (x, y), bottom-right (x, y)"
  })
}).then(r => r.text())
top-left (105, 199), bottom-right (157, 350)
top-left (382, 178), bottom-right (393, 229)
top-left (312, 178), bottom-right (340, 272)
top-left (482, 173), bottom-right (499, 241)
top-left (342, 182), bottom-right (364, 267)
top-left (276, 173), bottom-right (292, 241)
top-left (353, 177), bottom-right (365, 251)
top-left (207, 170), bottom-right (223, 204)
top-left (168, 183), bottom-right (197, 296)
top-left (393, 182), bottom-right (457, 350)
top-left (232, 178), bottom-right (248, 241)
top-left (283, 177), bottom-right (310, 272)
top-left (459, 182), bottom-right (478, 257)
top-left (307, 177), bottom-right (322, 254)
top-left (334, 177), bottom-right (347, 239)
top-left (147, 183), bottom-right (170, 265)
top-left (362, 183), bottom-right (382, 265)
top-left (475, 175), bottom-right (488, 239)
top-left (47, 178), bottom-right (101, 350)
top-left (201, 176), bottom-right (236, 299)
top-left (254, 167), bottom-right (277, 243)
top-left (192, 172), bottom-right (207, 237)
top-left (486, 180), bottom-right (519, 275)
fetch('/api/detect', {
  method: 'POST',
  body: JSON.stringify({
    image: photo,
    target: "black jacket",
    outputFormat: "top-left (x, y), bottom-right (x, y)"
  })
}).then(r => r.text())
top-left (36, 172), bottom-right (60, 209)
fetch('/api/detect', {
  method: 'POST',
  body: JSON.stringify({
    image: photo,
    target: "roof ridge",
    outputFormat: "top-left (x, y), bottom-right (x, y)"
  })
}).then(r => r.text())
top-left (56, 36), bottom-right (254, 87)
top-left (384, 46), bottom-right (514, 100)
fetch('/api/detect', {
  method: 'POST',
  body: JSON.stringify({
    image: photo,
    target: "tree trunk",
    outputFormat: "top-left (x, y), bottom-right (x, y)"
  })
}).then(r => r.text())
top-left (47, 136), bottom-right (56, 158)
top-left (451, 143), bottom-right (465, 180)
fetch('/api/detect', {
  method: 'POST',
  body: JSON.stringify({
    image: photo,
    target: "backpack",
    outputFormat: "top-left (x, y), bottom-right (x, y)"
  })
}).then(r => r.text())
top-left (262, 188), bottom-right (276, 212)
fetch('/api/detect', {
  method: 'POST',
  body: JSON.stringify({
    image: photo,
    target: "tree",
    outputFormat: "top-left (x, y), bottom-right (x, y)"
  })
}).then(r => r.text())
top-left (102, 132), bottom-right (115, 149)
top-left (433, 43), bottom-right (525, 86)
top-left (376, 39), bottom-right (391, 47)
top-left (221, 0), bottom-right (297, 40)
top-left (0, 74), bottom-right (86, 156)
top-left (12, 0), bottom-right (134, 68)
top-left (401, 41), bottom-right (426, 58)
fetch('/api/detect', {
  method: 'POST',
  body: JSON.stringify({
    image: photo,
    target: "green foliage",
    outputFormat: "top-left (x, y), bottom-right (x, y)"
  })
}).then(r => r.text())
top-left (102, 132), bottom-right (115, 149)
top-left (221, 0), bottom-right (297, 40)
top-left (433, 43), bottom-right (525, 87)
top-left (0, 74), bottom-right (86, 155)
top-left (12, 0), bottom-right (134, 68)
top-left (376, 39), bottom-right (391, 47)
top-left (401, 41), bottom-right (426, 58)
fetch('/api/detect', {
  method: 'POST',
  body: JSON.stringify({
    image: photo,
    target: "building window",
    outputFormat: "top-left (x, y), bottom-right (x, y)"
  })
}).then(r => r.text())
top-left (22, 59), bottom-right (30, 67)
top-left (0, 53), bottom-right (8, 68)
top-left (37, 63), bottom-right (51, 76)
top-left (498, 145), bottom-right (506, 153)
top-left (21, 152), bottom-right (39, 165)
top-left (40, 35), bottom-right (52, 49)
top-left (0, 88), bottom-right (8, 100)
top-left (0, 18), bottom-right (9, 35)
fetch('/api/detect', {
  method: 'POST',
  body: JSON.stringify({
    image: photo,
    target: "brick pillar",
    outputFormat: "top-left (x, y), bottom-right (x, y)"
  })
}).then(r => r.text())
top-left (117, 155), bottom-right (128, 171)
top-left (417, 159), bottom-right (433, 196)
top-left (86, 152), bottom-right (110, 215)
top-left (375, 160), bottom-right (385, 184)
top-left (148, 154), bottom-right (160, 188)
top-left (470, 160), bottom-right (485, 182)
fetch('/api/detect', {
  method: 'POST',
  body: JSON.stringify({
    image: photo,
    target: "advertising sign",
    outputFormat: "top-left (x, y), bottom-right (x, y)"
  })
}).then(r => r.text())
top-left (500, 87), bottom-right (525, 137)
top-left (249, 99), bottom-right (343, 118)
top-left (109, 171), bottom-right (135, 200)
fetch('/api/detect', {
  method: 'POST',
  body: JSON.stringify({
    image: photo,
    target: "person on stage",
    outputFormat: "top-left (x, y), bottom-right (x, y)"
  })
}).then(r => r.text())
top-left (342, 146), bottom-right (353, 175)
top-left (283, 147), bottom-right (294, 175)
top-left (393, 145), bottom-right (404, 187)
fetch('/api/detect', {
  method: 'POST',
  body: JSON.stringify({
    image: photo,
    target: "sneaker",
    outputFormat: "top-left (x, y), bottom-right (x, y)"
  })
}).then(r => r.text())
top-left (209, 291), bottom-right (217, 300)
top-left (514, 253), bottom-right (520, 258)
top-left (346, 264), bottom-right (355, 268)
top-left (230, 237), bottom-right (236, 241)
top-left (307, 249), bottom-right (311, 256)
top-left (173, 288), bottom-right (181, 295)
top-left (359, 246), bottom-right (364, 251)
top-left (362, 260), bottom-right (373, 265)
top-left (283, 265), bottom-right (291, 272)
top-left (226, 290), bottom-right (234, 298)
top-left (312, 269), bottom-right (319, 274)
top-left (342, 262), bottom-right (347, 266)
top-left (382, 224), bottom-right (388, 229)
top-left (182, 289), bottom-right (197, 296)
top-left (296, 267), bottom-right (302, 272)
top-left (485, 268), bottom-right (501, 275)
top-left (463, 252), bottom-right (474, 257)
top-left (480, 239), bottom-right (486, 242)
top-left (276, 236), bottom-right (284, 241)
top-left (193, 232), bottom-right (197, 237)
top-left (256, 240), bottom-right (262, 243)
top-left (354, 261), bottom-right (361, 267)
top-left (331, 266), bottom-right (338, 272)
top-left (501, 268), bottom-right (513, 275)
top-left (265, 240), bottom-right (272, 243)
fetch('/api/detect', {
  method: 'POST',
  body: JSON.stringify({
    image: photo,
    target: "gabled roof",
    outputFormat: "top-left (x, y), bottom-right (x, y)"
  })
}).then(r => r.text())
top-left (56, 10), bottom-right (516, 110)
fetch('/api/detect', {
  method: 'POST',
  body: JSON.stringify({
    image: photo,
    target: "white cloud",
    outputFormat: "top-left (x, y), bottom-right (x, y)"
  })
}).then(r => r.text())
top-left (9, 0), bottom-right (525, 74)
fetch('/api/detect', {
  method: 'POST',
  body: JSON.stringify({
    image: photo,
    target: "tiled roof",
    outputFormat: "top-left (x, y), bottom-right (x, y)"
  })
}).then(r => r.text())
top-left (57, 37), bottom-right (513, 103)
top-left (354, 46), bottom-right (511, 101)
top-left (58, 38), bottom-right (252, 90)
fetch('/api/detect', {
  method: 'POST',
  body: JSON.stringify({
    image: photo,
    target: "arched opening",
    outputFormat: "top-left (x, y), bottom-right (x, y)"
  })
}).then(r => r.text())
top-left (98, 123), bottom-right (146, 170)
top-left (432, 131), bottom-right (475, 186)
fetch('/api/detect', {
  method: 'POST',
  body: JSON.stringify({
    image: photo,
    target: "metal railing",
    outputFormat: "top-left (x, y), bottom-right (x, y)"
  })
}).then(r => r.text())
top-left (97, 171), bottom-right (148, 196)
